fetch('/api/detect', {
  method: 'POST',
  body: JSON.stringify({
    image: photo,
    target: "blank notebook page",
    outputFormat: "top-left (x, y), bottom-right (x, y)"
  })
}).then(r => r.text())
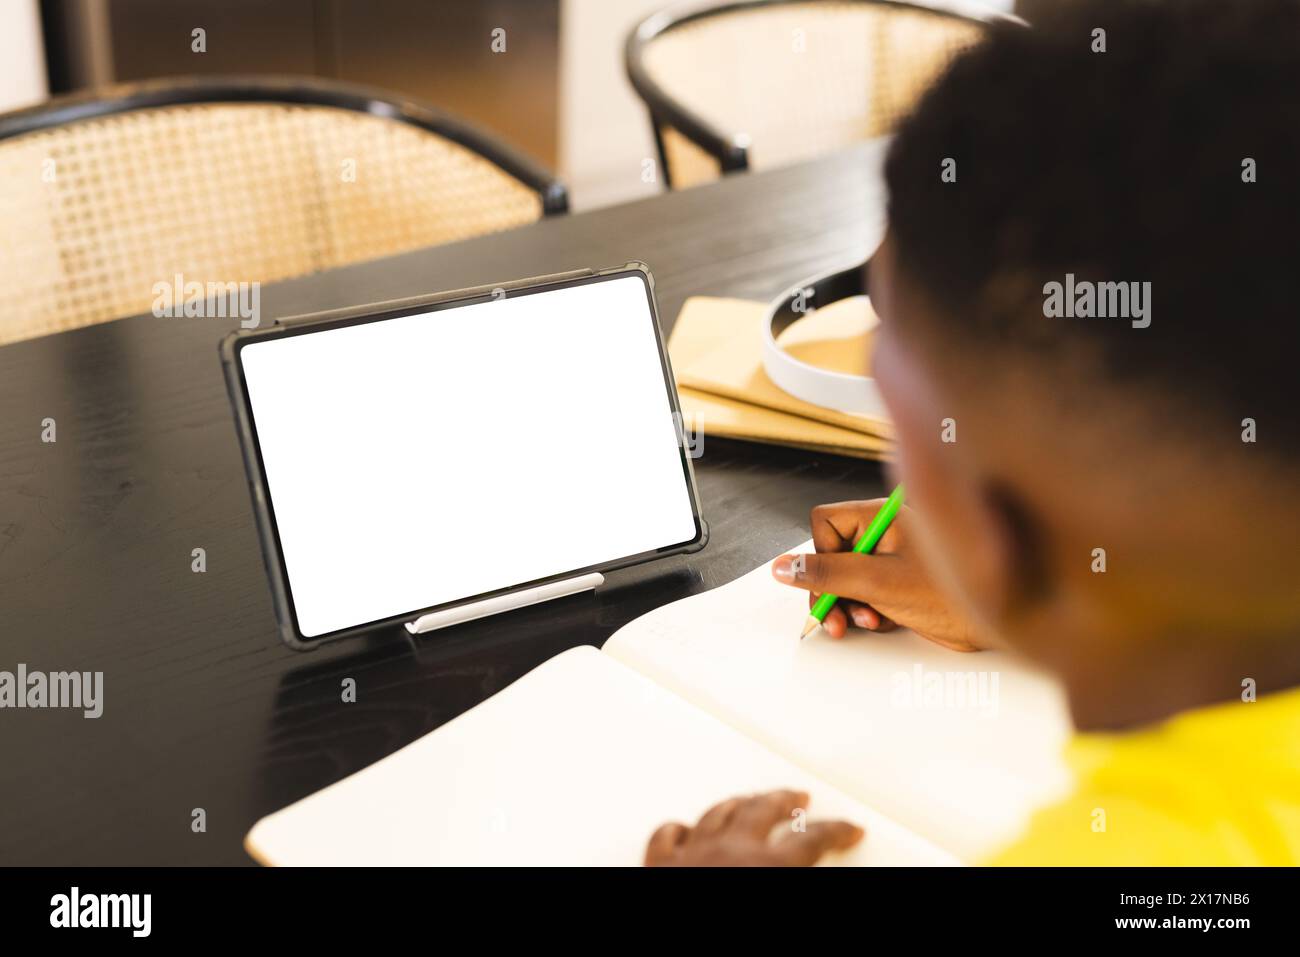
top-left (603, 543), bottom-right (1075, 862)
top-left (246, 646), bottom-right (957, 866)
top-left (237, 274), bottom-right (698, 639)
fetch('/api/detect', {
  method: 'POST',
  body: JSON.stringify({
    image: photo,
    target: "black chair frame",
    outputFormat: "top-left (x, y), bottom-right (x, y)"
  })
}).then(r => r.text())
top-left (625, 0), bottom-right (1017, 188)
top-left (0, 73), bottom-right (569, 215)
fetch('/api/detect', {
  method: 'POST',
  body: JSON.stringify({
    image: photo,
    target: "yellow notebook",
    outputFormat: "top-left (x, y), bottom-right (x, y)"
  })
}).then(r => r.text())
top-left (668, 296), bottom-right (894, 460)
top-left (676, 385), bottom-right (890, 460)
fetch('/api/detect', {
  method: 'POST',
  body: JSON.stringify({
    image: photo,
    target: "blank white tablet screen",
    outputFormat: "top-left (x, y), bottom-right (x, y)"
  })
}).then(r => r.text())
top-left (238, 274), bottom-right (699, 638)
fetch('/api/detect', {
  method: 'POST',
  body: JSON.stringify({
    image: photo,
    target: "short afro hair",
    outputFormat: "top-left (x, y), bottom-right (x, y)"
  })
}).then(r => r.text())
top-left (884, 0), bottom-right (1299, 463)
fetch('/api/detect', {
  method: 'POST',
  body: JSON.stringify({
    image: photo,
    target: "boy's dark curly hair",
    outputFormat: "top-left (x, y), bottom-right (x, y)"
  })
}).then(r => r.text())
top-left (884, 0), bottom-right (1299, 461)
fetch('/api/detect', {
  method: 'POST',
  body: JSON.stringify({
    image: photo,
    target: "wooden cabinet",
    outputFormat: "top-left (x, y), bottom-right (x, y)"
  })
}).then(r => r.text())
top-left (40, 0), bottom-right (559, 166)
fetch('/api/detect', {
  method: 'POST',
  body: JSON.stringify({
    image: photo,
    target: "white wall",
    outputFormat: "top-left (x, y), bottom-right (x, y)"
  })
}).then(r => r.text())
top-left (559, 0), bottom-right (667, 211)
top-left (0, 0), bottom-right (48, 112)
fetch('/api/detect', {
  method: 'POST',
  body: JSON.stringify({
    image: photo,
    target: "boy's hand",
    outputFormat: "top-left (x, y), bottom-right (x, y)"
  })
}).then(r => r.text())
top-left (644, 790), bottom-right (864, 866)
top-left (772, 500), bottom-right (987, 651)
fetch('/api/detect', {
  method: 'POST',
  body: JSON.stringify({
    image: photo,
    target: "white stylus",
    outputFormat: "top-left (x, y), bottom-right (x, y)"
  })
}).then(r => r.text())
top-left (405, 573), bottom-right (605, 635)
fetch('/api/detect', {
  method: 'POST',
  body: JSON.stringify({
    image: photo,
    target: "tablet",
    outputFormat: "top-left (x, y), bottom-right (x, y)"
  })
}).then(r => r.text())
top-left (221, 264), bottom-right (705, 650)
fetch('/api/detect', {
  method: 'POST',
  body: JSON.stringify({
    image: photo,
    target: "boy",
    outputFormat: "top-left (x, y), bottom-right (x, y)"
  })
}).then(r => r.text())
top-left (645, 0), bottom-right (1300, 866)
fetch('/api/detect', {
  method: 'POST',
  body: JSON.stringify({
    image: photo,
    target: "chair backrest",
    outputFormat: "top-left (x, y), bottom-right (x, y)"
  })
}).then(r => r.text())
top-left (627, 0), bottom-right (1010, 188)
top-left (0, 76), bottom-right (568, 346)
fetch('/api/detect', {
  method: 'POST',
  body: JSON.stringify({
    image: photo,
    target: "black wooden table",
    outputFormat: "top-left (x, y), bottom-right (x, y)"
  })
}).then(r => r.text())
top-left (0, 143), bottom-right (888, 864)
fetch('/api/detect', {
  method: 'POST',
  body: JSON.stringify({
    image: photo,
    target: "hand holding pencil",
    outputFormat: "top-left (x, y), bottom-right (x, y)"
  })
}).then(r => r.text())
top-left (770, 489), bottom-right (989, 652)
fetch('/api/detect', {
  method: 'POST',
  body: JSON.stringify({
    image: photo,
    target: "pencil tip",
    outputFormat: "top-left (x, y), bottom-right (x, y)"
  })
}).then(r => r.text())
top-left (799, 618), bottom-right (819, 640)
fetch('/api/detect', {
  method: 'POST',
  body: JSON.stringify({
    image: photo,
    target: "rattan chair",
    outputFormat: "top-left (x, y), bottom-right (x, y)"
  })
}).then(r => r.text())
top-left (0, 76), bottom-right (568, 346)
top-left (627, 0), bottom-right (1015, 188)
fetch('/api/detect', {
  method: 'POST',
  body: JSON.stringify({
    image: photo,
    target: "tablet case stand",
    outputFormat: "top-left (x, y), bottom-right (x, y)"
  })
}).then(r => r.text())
top-left (223, 263), bottom-right (708, 650)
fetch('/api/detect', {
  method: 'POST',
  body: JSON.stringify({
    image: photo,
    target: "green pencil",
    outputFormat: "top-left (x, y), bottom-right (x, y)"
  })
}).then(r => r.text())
top-left (799, 484), bottom-right (905, 640)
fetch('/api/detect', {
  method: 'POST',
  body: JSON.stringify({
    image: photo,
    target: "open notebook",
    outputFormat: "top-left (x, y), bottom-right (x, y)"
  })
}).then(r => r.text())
top-left (246, 544), bottom-right (1074, 866)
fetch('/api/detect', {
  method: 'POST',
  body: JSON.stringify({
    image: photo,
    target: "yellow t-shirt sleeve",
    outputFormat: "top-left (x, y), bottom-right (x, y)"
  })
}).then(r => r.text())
top-left (987, 689), bottom-right (1300, 866)
top-left (985, 790), bottom-right (1258, 866)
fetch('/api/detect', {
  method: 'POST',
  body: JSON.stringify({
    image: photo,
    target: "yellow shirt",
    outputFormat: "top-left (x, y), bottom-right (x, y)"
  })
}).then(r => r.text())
top-left (987, 687), bottom-right (1300, 865)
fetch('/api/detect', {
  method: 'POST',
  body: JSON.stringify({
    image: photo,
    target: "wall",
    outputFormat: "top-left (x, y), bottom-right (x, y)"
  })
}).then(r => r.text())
top-left (0, 0), bottom-right (48, 111)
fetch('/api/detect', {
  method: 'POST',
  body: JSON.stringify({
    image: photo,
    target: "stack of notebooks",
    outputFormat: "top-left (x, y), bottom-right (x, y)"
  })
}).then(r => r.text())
top-left (246, 544), bottom-right (1073, 867)
top-left (668, 295), bottom-right (893, 459)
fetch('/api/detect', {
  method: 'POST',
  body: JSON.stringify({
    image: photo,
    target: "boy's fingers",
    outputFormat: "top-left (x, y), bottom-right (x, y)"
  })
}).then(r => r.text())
top-left (820, 604), bottom-right (848, 639)
top-left (773, 821), bottom-right (866, 866)
top-left (645, 822), bottom-right (689, 865)
top-left (808, 597), bottom-right (887, 637)
top-left (811, 500), bottom-right (906, 555)
top-left (843, 600), bottom-right (898, 631)
top-left (730, 790), bottom-right (809, 838)
top-left (810, 500), bottom-right (883, 552)
top-left (773, 551), bottom-right (905, 602)
top-left (690, 797), bottom-right (742, 840)
top-left (843, 600), bottom-right (883, 630)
